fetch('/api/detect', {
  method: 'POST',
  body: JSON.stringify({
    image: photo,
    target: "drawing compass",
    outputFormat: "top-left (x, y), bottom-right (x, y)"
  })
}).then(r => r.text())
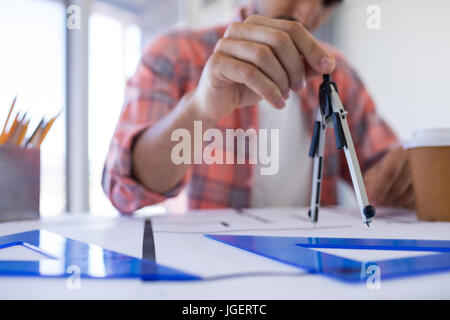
top-left (308, 74), bottom-right (376, 227)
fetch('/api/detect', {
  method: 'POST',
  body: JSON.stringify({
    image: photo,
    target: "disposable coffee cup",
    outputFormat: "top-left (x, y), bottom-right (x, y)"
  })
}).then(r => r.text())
top-left (404, 129), bottom-right (450, 221)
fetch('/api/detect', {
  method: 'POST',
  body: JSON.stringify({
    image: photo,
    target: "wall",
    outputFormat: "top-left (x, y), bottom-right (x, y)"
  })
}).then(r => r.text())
top-left (329, 0), bottom-right (450, 142)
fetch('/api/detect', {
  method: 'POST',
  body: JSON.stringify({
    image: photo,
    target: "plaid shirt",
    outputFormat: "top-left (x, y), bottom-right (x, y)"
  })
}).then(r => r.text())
top-left (102, 24), bottom-right (398, 215)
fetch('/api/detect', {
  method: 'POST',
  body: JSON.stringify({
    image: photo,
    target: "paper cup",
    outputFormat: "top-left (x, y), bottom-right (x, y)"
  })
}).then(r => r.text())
top-left (404, 129), bottom-right (450, 221)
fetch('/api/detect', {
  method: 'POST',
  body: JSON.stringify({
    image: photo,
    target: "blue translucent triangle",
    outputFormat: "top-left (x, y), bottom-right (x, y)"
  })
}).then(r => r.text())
top-left (0, 230), bottom-right (200, 281)
top-left (206, 234), bottom-right (450, 282)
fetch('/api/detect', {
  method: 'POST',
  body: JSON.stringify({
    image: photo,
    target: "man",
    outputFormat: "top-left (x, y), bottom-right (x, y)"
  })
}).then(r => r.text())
top-left (103, 0), bottom-right (414, 214)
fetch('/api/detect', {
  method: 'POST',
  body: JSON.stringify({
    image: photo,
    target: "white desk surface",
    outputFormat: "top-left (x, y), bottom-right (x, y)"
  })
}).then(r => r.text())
top-left (0, 207), bottom-right (449, 299)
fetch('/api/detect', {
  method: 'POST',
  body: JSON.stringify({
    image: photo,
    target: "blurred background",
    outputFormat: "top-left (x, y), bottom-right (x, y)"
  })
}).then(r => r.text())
top-left (0, 0), bottom-right (449, 217)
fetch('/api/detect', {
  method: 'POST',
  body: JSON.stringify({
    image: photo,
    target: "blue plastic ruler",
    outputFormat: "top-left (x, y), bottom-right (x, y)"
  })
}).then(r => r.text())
top-left (0, 230), bottom-right (199, 281)
top-left (206, 234), bottom-right (450, 282)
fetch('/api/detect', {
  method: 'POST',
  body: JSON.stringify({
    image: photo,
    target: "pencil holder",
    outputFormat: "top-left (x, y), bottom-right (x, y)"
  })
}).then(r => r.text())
top-left (0, 146), bottom-right (40, 222)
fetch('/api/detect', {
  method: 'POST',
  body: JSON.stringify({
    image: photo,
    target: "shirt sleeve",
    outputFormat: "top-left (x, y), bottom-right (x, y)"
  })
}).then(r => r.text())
top-left (102, 35), bottom-right (192, 214)
top-left (334, 55), bottom-right (399, 184)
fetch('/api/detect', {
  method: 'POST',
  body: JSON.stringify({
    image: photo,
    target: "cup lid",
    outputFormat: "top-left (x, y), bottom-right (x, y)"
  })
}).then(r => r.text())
top-left (404, 128), bottom-right (450, 149)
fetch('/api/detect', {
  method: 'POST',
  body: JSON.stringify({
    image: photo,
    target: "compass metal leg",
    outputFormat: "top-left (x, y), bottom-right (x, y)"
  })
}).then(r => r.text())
top-left (308, 110), bottom-right (327, 224)
top-left (329, 89), bottom-right (376, 226)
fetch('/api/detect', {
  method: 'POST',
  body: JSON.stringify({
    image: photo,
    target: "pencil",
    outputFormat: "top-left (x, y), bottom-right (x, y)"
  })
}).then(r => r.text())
top-left (16, 118), bottom-right (30, 146)
top-left (3, 112), bottom-right (20, 145)
top-left (25, 118), bottom-right (45, 148)
top-left (37, 111), bottom-right (61, 147)
top-left (8, 122), bottom-right (23, 146)
top-left (0, 96), bottom-right (17, 144)
top-left (1, 95), bottom-right (17, 135)
top-left (37, 118), bottom-right (55, 147)
top-left (7, 113), bottom-right (27, 146)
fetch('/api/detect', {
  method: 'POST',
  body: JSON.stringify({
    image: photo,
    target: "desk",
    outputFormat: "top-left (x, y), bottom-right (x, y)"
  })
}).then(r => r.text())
top-left (0, 207), bottom-right (449, 299)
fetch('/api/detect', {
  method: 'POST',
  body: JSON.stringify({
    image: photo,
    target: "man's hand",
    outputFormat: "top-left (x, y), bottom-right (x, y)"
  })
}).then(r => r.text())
top-left (192, 15), bottom-right (336, 123)
top-left (365, 146), bottom-right (415, 210)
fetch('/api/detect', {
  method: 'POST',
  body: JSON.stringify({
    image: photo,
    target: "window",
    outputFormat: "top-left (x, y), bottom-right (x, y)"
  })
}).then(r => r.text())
top-left (0, 0), bottom-right (66, 217)
top-left (88, 11), bottom-right (141, 216)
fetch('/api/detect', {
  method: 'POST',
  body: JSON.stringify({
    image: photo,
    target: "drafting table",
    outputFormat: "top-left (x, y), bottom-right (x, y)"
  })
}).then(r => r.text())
top-left (0, 207), bottom-right (449, 299)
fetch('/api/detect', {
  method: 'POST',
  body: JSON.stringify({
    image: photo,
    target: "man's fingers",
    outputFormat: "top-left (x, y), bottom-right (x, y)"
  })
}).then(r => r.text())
top-left (215, 39), bottom-right (290, 98)
top-left (376, 149), bottom-right (408, 204)
top-left (384, 161), bottom-right (413, 204)
top-left (366, 147), bottom-right (408, 205)
top-left (244, 15), bottom-right (336, 75)
top-left (391, 184), bottom-right (416, 210)
top-left (210, 53), bottom-right (285, 109)
top-left (224, 21), bottom-right (306, 91)
top-left (366, 163), bottom-right (396, 206)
